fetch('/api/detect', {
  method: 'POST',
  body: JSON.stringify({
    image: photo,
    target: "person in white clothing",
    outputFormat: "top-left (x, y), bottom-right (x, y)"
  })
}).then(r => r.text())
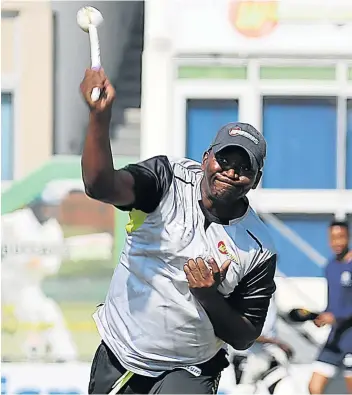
top-left (232, 296), bottom-right (293, 390)
top-left (80, 68), bottom-right (277, 394)
top-left (2, 207), bottom-right (77, 362)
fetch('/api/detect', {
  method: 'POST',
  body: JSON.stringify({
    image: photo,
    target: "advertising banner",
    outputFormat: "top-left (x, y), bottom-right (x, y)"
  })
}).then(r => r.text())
top-left (1, 363), bottom-right (90, 395)
top-left (170, 0), bottom-right (352, 55)
top-left (1, 362), bottom-right (347, 394)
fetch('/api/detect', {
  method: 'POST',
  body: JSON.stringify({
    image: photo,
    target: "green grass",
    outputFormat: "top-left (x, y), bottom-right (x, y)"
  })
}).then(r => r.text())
top-left (2, 302), bottom-right (101, 362)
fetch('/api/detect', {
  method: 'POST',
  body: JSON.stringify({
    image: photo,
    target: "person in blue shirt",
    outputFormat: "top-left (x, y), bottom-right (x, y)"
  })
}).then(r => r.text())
top-left (309, 221), bottom-right (352, 394)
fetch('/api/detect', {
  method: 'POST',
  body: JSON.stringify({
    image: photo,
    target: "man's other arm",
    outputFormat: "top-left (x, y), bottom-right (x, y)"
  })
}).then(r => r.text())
top-left (194, 254), bottom-right (277, 350)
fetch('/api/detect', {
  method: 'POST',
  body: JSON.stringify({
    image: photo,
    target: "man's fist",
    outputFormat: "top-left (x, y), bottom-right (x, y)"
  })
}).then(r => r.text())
top-left (184, 257), bottom-right (231, 290)
top-left (80, 69), bottom-right (115, 113)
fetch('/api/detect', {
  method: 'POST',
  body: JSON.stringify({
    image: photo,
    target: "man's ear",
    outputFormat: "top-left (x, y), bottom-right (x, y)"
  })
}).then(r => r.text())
top-left (252, 171), bottom-right (262, 189)
top-left (201, 151), bottom-right (209, 170)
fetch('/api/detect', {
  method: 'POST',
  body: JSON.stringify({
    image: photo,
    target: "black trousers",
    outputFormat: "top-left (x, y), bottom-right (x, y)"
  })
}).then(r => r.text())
top-left (88, 342), bottom-right (229, 394)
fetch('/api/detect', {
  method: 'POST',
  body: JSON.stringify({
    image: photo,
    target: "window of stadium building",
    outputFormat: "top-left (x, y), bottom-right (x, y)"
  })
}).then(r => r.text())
top-left (347, 99), bottom-right (352, 189)
top-left (262, 97), bottom-right (338, 189)
top-left (1, 92), bottom-right (14, 181)
top-left (186, 99), bottom-right (239, 163)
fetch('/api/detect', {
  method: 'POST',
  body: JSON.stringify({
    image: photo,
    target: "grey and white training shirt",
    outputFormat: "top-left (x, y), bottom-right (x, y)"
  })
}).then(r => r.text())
top-left (93, 156), bottom-right (277, 377)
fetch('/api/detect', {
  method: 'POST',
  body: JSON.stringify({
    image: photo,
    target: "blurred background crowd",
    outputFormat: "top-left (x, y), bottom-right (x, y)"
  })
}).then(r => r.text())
top-left (1, 0), bottom-right (352, 393)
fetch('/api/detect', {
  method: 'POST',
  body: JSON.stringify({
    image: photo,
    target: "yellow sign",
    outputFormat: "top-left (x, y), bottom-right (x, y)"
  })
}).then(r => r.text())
top-left (229, 0), bottom-right (279, 38)
top-left (229, 0), bottom-right (352, 38)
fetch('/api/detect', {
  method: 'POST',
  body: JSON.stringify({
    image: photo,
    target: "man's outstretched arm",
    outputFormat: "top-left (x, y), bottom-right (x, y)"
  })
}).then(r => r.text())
top-left (80, 69), bottom-right (173, 213)
top-left (80, 68), bottom-right (135, 206)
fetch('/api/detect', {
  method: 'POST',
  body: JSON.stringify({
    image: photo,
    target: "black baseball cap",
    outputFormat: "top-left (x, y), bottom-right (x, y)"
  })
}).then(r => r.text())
top-left (209, 122), bottom-right (267, 171)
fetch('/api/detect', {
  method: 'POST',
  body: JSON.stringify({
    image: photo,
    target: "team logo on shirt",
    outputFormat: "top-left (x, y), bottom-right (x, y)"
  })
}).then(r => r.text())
top-left (218, 241), bottom-right (238, 263)
top-left (218, 241), bottom-right (227, 254)
top-left (341, 271), bottom-right (352, 287)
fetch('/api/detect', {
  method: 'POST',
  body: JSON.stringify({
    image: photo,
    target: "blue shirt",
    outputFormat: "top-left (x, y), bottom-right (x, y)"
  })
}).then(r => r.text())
top-left (325, 257), bottom-right (352, 320)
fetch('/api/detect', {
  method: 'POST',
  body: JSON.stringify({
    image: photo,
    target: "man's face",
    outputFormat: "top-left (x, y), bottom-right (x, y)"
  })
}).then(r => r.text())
top-left (201, 146), bottom-right (260, 204)
top-left (329, 225), bottom-right (349, 256)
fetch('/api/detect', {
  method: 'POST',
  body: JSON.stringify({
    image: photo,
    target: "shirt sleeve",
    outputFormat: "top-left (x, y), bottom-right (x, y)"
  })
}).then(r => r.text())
top-left (115, 155), bottom-right (173, 213)
top-left (325, 262), bottom-right (331, 312)
top-left (227, 254), bottom-right (277, 334)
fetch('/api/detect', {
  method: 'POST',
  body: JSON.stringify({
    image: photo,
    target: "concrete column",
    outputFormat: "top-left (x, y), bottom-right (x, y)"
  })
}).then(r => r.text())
top-left (140, 0), bottom-right (173, 160)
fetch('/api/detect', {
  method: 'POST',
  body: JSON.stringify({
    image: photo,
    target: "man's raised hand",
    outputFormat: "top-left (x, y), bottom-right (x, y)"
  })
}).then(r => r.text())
top-left (80, 68), bottom-right (115, 114)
